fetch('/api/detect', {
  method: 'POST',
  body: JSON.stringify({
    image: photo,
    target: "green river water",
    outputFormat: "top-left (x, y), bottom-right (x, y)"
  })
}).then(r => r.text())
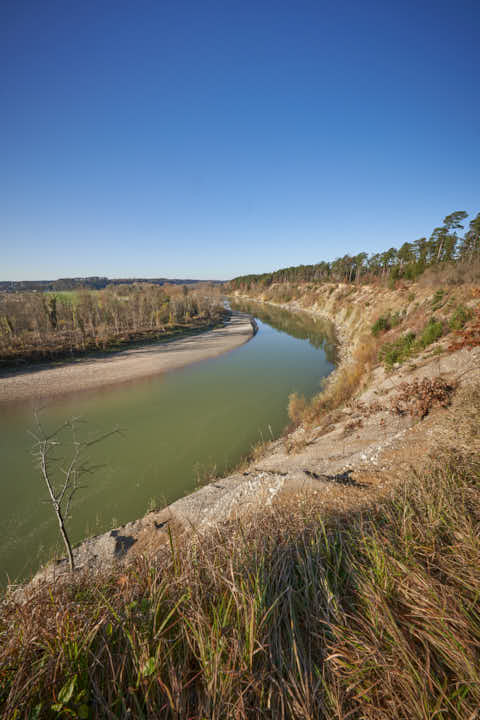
top-left (0, 301), bottom-right (336, 586)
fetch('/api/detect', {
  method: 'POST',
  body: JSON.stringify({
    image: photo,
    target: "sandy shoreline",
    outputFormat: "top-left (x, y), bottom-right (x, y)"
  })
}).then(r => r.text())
top-left (0, 313), bottom-right (254, 406)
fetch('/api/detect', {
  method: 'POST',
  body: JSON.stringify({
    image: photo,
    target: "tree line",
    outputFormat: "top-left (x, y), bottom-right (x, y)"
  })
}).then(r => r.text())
top-left (229, 210), bottom-right (480, 290)
top-left (0, 277), bottom-right (220, 293)
top-left (0, 283), bottom-right (225, 366)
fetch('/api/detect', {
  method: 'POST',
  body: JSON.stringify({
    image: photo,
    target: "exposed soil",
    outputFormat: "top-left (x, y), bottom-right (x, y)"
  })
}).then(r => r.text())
top-left (19, 288), bottom-right (480, 593)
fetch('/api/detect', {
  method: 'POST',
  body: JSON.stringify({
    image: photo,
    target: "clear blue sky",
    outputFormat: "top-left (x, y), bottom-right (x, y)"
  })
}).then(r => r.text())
top-left (1, 0), bottom-right (479, 281)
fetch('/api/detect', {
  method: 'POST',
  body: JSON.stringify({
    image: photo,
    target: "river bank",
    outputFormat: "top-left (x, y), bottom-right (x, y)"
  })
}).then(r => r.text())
top-left (18, 282), bottom-right (479, 589)
top-left (4, 284), bottom-right (480, 719)
top-left (0, 312), bottom-right (254, 405)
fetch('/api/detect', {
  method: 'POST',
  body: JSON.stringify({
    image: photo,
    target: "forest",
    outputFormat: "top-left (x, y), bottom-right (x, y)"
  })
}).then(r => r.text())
top-left (229, 210), bottom-right (480, 290)
top-left (0, 276), bottom-right (217, 293)
top-left (0, 283), bottom-right (225, 366)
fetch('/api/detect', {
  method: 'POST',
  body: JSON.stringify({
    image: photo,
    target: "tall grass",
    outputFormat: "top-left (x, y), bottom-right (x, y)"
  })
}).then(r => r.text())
top-left (2, 393), bottom-right (479, 719)
top-left (297, 333), bottom-right (378, 426)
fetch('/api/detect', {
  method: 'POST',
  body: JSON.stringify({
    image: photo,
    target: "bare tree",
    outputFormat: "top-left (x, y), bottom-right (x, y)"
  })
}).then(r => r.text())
top-left (30, 414), bottom-right (120, 573)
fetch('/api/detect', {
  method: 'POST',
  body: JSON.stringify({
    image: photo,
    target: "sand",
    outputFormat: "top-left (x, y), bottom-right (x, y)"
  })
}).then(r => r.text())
top-left (0, 313), bottom-right (254, 405)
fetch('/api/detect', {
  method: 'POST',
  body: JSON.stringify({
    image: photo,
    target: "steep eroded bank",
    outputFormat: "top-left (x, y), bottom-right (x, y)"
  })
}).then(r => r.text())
top-left (23, 281), bottom-right (480, 585)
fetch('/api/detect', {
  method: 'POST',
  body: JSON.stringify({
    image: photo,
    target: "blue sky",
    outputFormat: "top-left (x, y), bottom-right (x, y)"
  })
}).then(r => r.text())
top-left (1, 0), bottom-right (479, 280)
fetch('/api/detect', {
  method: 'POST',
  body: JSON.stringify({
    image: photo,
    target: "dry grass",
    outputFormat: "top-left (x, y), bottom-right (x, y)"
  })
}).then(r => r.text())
top-left (418, 259), bottom-right (480, 286)
top-left (444, 382), bottom-right (480, 457)
top-left (287, 333), bottom-right (378, 429)
top-left (287, 392), bottom-right (308, 425)
top-left (283, 429), bottom-right (313, 455)
top-left (299, 334), bottom-right (379, 427)
top-left (2, 385), bottom-right (479, 719)
top-left (352, 332), bottom-right (378, 367)
top-left (233, 437), bottom-right (272, 473)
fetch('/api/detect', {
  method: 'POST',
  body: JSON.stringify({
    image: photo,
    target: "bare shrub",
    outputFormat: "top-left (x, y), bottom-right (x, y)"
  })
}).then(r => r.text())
top-left (0, 285), bottom-right (227, 366)
top-left (390, 377), bottom-right (456, 418)
top-left (448, 305), bottom-right (480, 351)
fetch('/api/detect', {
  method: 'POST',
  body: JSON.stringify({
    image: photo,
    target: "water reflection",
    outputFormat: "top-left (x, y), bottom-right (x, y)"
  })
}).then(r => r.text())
top-left (0, 307), bottom-right (336, 586)
top-left (230, 299), bottom-right (338, 363)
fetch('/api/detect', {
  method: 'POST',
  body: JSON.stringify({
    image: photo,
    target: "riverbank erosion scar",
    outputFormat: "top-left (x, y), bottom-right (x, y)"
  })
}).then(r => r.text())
top-left (15, 288), bottom-right (480, 593)
top-left (0, 312), bottom-right (254, 405)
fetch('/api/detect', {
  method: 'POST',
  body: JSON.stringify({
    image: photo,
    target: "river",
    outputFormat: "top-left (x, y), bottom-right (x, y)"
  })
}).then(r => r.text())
top-left (0, 301), bottom-right (336, 586)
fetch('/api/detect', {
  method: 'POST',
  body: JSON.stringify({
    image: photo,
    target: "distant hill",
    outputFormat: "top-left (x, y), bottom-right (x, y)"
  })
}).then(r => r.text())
top-left (0, 277), bottom-right (222, 293)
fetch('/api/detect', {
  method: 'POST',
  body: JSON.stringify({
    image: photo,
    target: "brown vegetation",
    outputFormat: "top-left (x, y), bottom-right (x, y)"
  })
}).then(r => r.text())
top-left (2, 271), bottom-right (479, 718)
top-left (0, 284), bottom-right (225, 367)
top-left (1, 404), bottom-right (479, 718)
top-left (293, 334), bottom-right (380, 428)
top-left (448, 304), bottom-right (480, 351)
top-left (389, 377), bottom-right (456, 418)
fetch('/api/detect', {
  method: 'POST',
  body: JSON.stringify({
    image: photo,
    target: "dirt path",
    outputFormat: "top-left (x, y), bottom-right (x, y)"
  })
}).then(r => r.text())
top-left (0, 313), bottom-right (254, 405)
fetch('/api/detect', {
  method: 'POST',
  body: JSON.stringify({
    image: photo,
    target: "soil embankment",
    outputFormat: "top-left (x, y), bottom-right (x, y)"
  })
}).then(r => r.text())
top-left (19, 283), bottom-right (480, 588)
top-left (0, 312), bottom-right (254, 405)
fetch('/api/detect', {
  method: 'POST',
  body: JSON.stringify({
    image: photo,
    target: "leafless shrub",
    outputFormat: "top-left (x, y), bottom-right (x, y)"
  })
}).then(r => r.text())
top-left (389, 377), bottom-right (456, 418)
top-left (30, 415), bottom-right (120, 572)
top-left (448, 303), bottom-right (480, 351)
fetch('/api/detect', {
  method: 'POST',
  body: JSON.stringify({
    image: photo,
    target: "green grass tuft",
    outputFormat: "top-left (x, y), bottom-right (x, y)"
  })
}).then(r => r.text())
top-left (449, 304), bottom-right (472, 331)
top-left (379, 317), bottom-right (445, 369)
top-left (379, 331), bottom-right (417, 368)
